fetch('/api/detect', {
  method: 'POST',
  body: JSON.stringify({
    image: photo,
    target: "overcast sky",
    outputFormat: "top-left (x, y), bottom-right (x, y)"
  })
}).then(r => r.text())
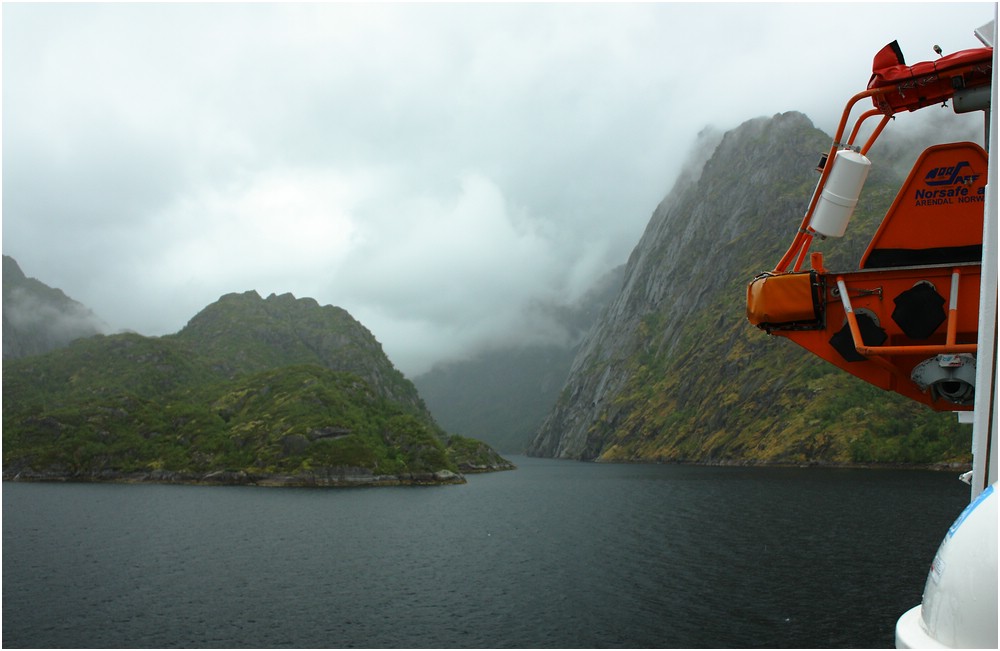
top-left (2, 2), bottom-right (994, 376)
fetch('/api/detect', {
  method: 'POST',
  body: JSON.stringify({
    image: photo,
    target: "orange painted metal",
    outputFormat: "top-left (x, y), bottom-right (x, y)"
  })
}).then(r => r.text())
top-left (775, 265), bottom-right (981, 409)
top-left (773, 48), bottom-right (992, 275)
top-left (749, 43), bottom-right (990, 410)
top-left (860, 143), bottom-right (987, 268)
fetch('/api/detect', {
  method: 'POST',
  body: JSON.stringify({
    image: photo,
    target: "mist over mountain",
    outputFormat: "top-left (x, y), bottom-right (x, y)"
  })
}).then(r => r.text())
top-left (3, 255), bottom-right (108, 359)
top-left (413, 265), bottom-right (624, 453)
top-left (527, 111), bottom-right (972, 466)
top-left (4, 109), bottom-right (979, 472)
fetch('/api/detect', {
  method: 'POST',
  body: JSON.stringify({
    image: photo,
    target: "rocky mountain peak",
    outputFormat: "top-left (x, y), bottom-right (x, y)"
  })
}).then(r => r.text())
top-left (527, 111), bottom-right (967, 465)
top-left (173, 289), bottom-right (423, 412)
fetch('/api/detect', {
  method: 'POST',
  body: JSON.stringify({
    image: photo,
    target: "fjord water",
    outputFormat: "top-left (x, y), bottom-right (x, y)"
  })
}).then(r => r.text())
top-left (3, 457), bottom-right (969, 648)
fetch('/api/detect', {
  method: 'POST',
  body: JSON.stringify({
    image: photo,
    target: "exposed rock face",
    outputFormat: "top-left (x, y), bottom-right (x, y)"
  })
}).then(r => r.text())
top-left (174, 290), bottom-right (427, 413)
top-left (527, 112), bottom-right (965, 464)
top-left (2, 255), bottom-right (106, 359)
top-left (527, 115), bottom-right (819, 459)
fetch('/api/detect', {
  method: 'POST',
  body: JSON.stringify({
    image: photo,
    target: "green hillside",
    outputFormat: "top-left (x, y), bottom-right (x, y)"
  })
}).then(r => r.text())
top-left (601, 286), bottom-right (970, 466)
top-left (3, 291), bottom-right (512, 485)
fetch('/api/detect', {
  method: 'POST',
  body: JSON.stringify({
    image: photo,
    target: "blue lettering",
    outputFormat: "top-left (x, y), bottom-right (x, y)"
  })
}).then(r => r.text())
top-left (915, 186), bottom-right (969, 200)
top-left (924, 161), bottom-right (980, 187)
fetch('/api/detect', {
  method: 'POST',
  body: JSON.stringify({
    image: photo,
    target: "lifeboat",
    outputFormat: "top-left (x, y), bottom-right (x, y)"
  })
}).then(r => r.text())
top-left (746, 38), bottom-right (993, 412)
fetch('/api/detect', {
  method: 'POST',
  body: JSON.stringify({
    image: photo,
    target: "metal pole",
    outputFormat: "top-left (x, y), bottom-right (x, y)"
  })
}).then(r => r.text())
top-left (969, 15), bottom-right (999, 499)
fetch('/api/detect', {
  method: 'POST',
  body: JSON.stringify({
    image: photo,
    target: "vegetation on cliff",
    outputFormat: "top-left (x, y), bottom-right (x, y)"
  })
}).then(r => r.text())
top-left (3, 290), bottom-right (513, 485)
top-left (529, 112), bottom-right (973, 466)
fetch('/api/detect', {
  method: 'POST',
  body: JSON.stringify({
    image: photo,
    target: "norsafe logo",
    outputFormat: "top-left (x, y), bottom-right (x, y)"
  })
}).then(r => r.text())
top-left (924, 162), bottom-right (980, 186)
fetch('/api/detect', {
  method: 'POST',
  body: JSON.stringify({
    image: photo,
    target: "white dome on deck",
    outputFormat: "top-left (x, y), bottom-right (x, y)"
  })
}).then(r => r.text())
top-left (896, 483), bottom-right (998, 649)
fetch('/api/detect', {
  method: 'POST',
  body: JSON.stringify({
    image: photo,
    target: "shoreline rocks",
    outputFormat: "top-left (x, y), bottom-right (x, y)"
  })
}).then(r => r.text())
top-left (3, 466), bottom-right (471, 488)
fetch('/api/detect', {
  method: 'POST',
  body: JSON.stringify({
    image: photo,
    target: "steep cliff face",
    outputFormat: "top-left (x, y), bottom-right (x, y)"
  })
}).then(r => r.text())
top-left (528, 112), bottom-right (969, 465)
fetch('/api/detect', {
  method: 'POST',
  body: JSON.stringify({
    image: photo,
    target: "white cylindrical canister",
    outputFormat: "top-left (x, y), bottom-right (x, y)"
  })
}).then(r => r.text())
top-left (808, 149), bottom-right (872, 238)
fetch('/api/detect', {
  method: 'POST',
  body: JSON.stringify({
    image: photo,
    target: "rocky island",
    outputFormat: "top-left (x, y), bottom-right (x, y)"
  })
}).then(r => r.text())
top-left (3, 272), bottom-right (513, 487)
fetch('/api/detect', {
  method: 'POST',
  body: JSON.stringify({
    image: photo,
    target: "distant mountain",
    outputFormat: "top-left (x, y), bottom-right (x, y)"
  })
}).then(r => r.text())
top-left (2, 255), bottom-right (106, 359)
top-left (3, 290), bottom-right (512, 485)
top-left (413, 266), bottom-right (624, 453)
top-left (528, 112), bottom-right (971, 466)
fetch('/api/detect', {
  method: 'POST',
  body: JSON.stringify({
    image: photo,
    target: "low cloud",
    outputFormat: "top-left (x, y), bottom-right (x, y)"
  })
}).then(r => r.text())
top-left (2, 2), bottom-right (993, 375)
top-left (4, 287), bottom-right (109, 346)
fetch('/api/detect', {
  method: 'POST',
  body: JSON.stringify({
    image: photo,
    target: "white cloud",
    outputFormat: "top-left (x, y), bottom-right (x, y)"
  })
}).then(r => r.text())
top-left (150, 168), bottom-right (364, 288)
top-left (341, 173), bottom-right (551, 310)
top-left (2, 1), bottom-right (993, 375)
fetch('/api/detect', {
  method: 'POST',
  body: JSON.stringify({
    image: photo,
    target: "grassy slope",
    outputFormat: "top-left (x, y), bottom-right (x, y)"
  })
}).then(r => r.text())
top-left (3, 294), bottom-right (512, 482)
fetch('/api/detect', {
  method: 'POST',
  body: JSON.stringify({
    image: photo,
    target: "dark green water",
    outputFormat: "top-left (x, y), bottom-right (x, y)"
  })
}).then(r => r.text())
top-left (2, 456), bottom-right (970, 648)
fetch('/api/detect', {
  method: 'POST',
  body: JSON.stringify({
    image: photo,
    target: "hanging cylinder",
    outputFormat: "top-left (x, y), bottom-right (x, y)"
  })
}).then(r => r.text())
top-left (809, 149), bottom-right (872, 238)
top-left (953, 85), bottom-right (991, 114)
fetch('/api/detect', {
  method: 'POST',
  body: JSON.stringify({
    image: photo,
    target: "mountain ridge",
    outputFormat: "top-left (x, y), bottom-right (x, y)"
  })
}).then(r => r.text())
top-left (3, 286), bottom-right (513, 486)
top-left (527, 111), bottom-right (971, 467)
top-left (172, 289), bottom-right (425, 411)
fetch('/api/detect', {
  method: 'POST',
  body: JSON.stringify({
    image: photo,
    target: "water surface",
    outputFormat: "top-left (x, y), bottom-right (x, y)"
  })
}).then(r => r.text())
top-left (3, 457), bottom-right (969, 648)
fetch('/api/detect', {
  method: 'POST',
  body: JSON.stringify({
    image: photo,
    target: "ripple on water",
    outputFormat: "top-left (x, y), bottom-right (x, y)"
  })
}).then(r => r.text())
top-left (3, 459), bottom-right (968, 648)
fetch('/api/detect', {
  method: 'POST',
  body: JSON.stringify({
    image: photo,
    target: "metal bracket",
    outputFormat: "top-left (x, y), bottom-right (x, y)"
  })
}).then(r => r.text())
top-left (830, 285), bottom-right (882, 300)
top-left (832, 141), bottom-right (862, 153)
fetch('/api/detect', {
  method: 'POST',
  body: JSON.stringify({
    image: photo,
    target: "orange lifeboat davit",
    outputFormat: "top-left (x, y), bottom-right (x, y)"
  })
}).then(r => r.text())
top-left (747, 38), bottom-right (993, 412)
top-left (867, 41), bottom-right (993, 115)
